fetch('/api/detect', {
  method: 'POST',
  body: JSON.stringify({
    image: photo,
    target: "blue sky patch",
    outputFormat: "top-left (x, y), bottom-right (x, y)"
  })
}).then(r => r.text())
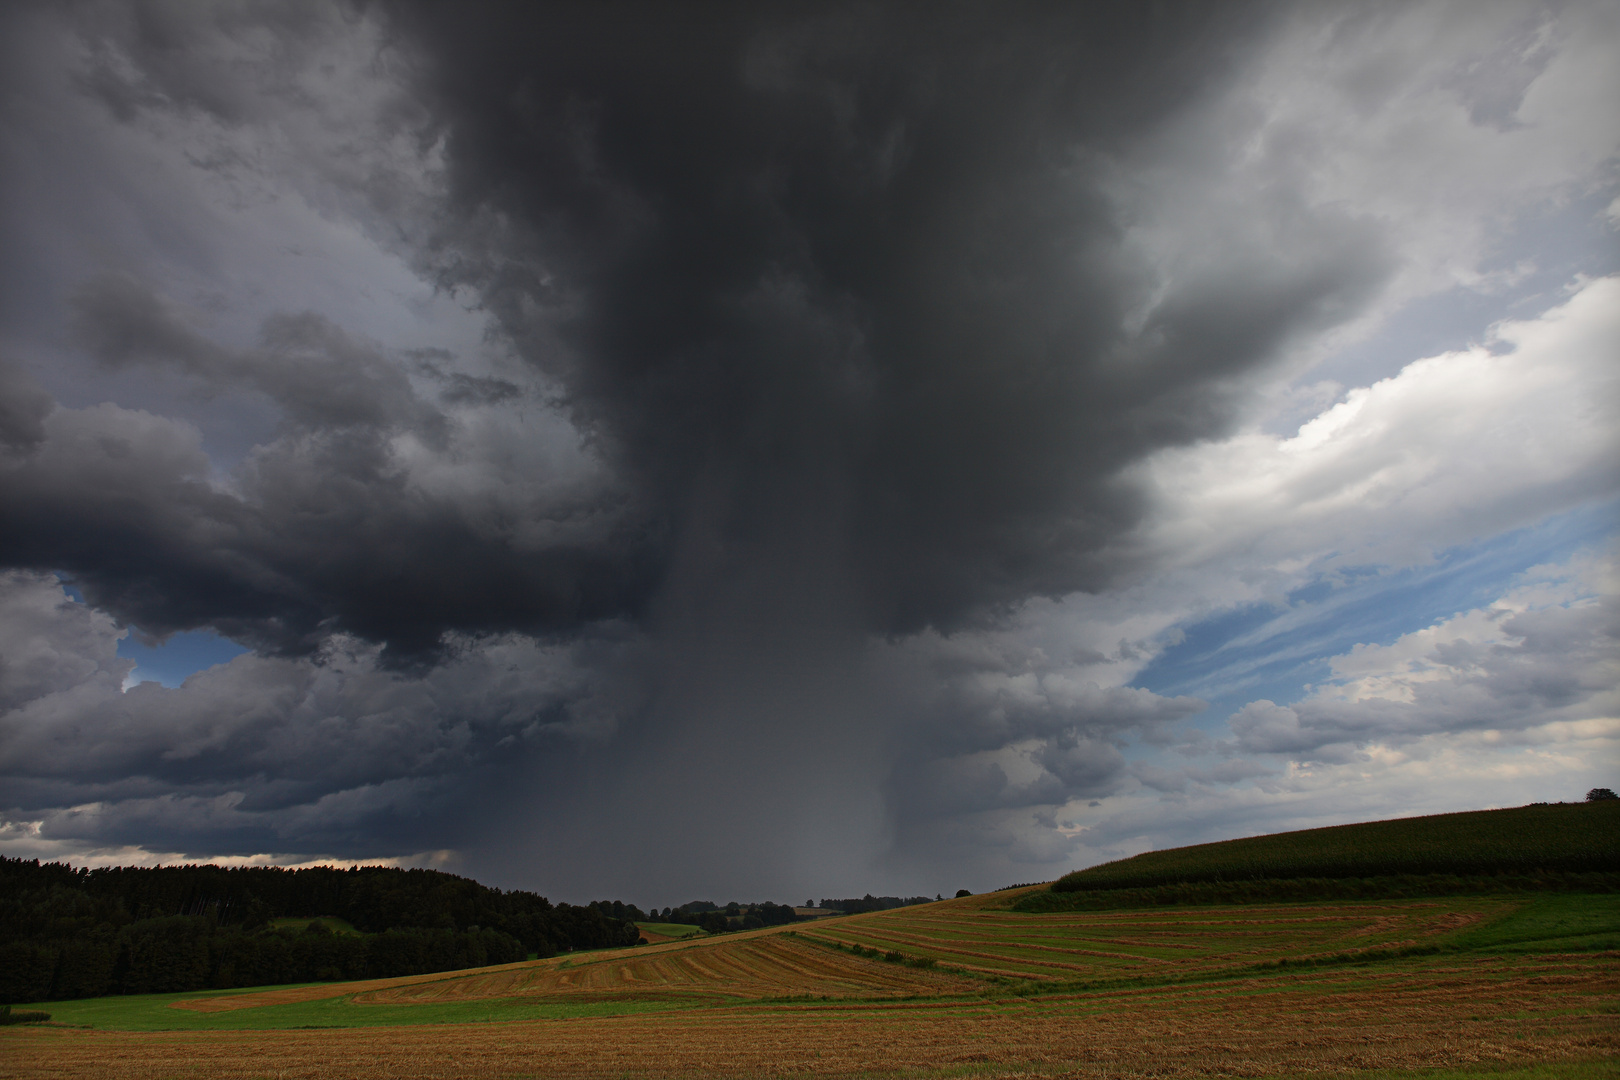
top-left (118, 629), bottom-right (252, 688)
top-left (1133, 500), bottom-right (1617, 727)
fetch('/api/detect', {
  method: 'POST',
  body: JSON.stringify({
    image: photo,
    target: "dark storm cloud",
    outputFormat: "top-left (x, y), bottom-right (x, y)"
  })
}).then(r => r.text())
top-left (0, 568), bottom-right (645, 859)
top-left (0, 0), bottom-right (1445, 894)
top-left (0, 362), bottom-right (52, 453)
top-left (2, 1), bottom-right (1393, 657)
top-left (71, 274), bottom-right (443, 438)
top-left (0, 345), bottom-right (649, 657)
top-left (392, 0), bottom-right (1388, 636)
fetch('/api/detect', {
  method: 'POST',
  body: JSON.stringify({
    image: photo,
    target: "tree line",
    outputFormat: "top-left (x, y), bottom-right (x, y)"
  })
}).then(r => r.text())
top-left (0, 858), bottom-right (641, 1004)
top-left (649, 900), bottom-right (801, 933)
top-left (814, 894), bottom-right (937, 915)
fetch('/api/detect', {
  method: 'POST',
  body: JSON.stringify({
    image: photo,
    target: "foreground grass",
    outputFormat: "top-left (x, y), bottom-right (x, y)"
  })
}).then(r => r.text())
top-left (26, 984), bottom-right (692, 1031)
top-left (5, 950), bottom-right (1614, 1079)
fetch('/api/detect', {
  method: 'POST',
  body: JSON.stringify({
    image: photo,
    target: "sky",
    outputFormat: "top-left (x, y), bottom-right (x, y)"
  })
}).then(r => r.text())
top-left (0, 0), bottom-right (1615, 908)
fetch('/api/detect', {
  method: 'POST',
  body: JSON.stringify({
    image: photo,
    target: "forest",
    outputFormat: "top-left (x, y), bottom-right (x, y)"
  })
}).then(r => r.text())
top-left (0, 858), bottom-right (642, 1004)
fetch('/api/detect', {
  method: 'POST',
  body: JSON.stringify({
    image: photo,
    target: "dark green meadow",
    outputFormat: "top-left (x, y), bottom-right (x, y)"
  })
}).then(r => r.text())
top-left (1027, 801), bottom-right (1619, 912)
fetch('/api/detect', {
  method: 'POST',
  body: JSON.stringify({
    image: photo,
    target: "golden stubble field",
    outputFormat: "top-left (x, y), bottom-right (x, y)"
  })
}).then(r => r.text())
top-left (4, 890), bottom-right (1616, 1080)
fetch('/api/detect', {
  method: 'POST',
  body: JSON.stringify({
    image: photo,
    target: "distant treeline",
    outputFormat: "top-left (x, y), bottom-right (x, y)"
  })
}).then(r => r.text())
top-left (816, 895), bottom-right (936, 915)
top-left (648, 900), bottom-right (800, 933)
top-left (0, 859), bottom-right (642, 1004)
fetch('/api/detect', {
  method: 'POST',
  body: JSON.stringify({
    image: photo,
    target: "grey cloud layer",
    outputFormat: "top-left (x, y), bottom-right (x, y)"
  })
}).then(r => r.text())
top-left (390, 0), bottom-right (1393, 636)
top-left (0, 0), bottom-right (1615, 895)
top-left (0, 569), bottom-right (643, 857)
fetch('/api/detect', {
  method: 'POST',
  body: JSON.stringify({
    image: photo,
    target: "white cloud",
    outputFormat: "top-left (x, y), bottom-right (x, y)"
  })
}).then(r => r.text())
top-left (940, 269), bottom-right (1619, 880)
top-left (1231, 551), bottom-right (1618, 757)
top-left (871, 276), bottom-right (1615, 881)
top-left (0, 811), bottom-right (455, 871)
top-left (1127, 275), bottom-right (1620, 585)
top-left (1057, 710), bottom-right (1618, 869)
top-left (1111, 1), bottom-right (1620, 383)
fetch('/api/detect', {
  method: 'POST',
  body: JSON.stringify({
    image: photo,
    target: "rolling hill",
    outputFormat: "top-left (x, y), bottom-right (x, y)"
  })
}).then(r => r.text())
top-left (7, 803), bottom-right (1617, 1078)
top-left (1021, 800), bottom-right (1620, 911)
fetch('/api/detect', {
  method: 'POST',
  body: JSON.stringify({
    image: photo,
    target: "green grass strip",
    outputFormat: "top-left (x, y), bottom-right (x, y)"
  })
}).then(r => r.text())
top-left (27, 987), bottom-right (695, 1031)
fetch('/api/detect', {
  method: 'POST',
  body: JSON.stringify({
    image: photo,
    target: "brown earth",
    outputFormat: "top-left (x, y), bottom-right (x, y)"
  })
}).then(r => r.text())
top-left (10, 892), bottom-right (1614, 1079)
top-left (4, 953), bottom-right (1615, 1079)
top-left (356, 932), bottom-right (981, 1004)
top-left (168, 961), bottom-right (538, 1013)
top-left (174, 891), bottom-right (1529, 1014)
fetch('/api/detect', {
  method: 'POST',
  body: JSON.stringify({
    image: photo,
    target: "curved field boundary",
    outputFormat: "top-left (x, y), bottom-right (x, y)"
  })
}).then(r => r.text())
top-left (168, 958), bottom-right (542, 1013)
top-left (357, 934), bottom-right (981, 1004)
top-left (797, 895), bottom-right (1523, 983)
top-left (166, 892), bottom-right (1540, 1018)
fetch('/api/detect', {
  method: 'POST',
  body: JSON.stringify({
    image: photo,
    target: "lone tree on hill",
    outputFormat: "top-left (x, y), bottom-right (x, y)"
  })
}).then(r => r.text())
top-left (1586, 787), bottom-right (1618, 801)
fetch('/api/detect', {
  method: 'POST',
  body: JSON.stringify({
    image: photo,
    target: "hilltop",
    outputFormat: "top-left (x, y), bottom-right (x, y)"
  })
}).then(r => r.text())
top-left (1018, 800), bottom-right (1619, 912)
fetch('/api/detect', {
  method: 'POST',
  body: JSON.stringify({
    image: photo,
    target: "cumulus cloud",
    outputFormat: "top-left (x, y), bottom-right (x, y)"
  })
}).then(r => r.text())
top-left (1230, 553), bottom-right (1618, 758)
top-left (1125, 275), bottom-right (1620, 588)
top-left (0, 570), bottom-right (645, 859)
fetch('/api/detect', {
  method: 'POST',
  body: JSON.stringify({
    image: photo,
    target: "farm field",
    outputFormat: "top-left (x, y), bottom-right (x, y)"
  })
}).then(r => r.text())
top-left (1048, 802), bottom-right (1620, 894)
top-left (3, 949), bottom-right (1614, 1079)
top-left (635, 920), bottom-right (707, 942)
top-left (4, 888), bottom-right (1616, 1078)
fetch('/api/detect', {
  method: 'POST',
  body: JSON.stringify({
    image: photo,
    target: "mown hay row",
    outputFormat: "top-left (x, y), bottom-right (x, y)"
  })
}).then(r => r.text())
top-left (361, 935), bottom-right (977, 1004)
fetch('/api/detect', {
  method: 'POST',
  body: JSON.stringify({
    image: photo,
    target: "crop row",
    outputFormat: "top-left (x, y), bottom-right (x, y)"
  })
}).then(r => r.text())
top-left (1050, 801), bottom-right (1619, 893)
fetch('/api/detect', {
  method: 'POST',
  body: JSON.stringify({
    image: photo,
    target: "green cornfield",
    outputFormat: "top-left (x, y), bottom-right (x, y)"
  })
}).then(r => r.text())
top-left (1049, 801), bottom-right (1620, 894)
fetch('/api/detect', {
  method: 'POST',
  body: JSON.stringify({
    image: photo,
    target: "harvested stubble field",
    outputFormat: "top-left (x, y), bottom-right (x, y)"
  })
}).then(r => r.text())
top-left (2, 951), bottom-right (1614, 1079)
top-left (793, 890), bottom-right (1530, 981)
top-left (5, 889), bottom-right (1617, 1079)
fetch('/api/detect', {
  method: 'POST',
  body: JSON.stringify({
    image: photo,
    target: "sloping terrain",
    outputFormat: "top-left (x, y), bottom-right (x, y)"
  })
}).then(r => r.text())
top-left (1048, 801), bottom-right (1620, 894)
top-left (794, 888), bottom-right (1523, 981)
top-left (146, 887), bottom-right (1617, 1017)
top-left (357, 930), bottom-right (980, 1003)
top-left (9, 806), bottom-right (1616, 1078)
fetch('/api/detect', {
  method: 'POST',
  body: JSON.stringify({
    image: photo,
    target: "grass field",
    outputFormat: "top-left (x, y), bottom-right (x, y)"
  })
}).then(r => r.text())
top-left (13, 987), bottom-right (688, 1031)
top-left (635, 920), bottom-right (708, 941)
top-left (6, 808), bottom-right (1617, 1078)
top-left (1048, 802), bottom-right (1620, 894)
